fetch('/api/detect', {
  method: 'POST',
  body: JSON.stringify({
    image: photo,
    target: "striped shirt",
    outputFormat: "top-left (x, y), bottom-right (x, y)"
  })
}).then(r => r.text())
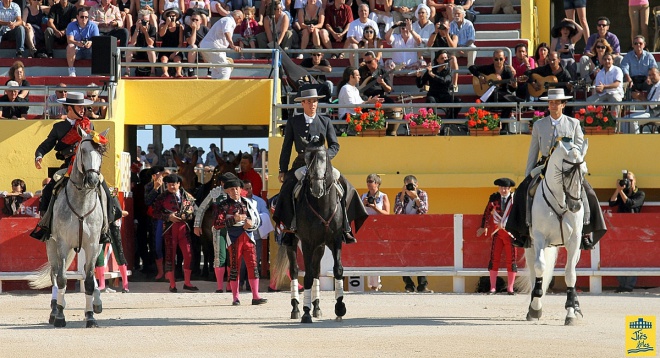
top-left (0, 2), bottom-right (21, 28)
top-left (449, 18), bottom-right (475, 46)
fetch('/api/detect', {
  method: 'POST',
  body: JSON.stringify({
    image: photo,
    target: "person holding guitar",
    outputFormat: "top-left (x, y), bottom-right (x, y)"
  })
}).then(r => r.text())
top-left (337, 66), bottom-right (384, 125)
top-left (469, 49), bottom-right (519, 132)
top-left (358, 51), bottom-right (400, 134)
top-left (525, 52), bottom-right (574, 114)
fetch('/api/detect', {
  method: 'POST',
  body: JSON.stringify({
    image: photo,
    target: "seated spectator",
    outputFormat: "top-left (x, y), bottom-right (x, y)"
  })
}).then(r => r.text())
top-left (184, 11), bottom-right (209, 76)
top-left (184, 0), bottom-right (211, 27)
top-left (125, 9), bottom-right (157, 77)
top-left (357, 25), bottom-right (382, 62)
top-left (1, 178), bottom-right (34, 216)
top-left (0, 0), bottom-right (27, 57)
top-left (620, 35), bottom-right (657, 93)
top-left (469, 49), bottom-right (519, 128)
top-left (587, 53), bottom-right (623, 117)
top-left (391, 0), bottom-right (421, 24)
top-left (45, 0), bottom-right (76, 58)
top-left (7, 61), bottom-right (29, 99)
top-left (295, 0), bottom-right (324, 58)
top-left (525, 52), bottom-right (573, 113)
top-left (360, 173), bottom-right (389, 291)
top-left (321, 0), bottom-right (353, 55)
top-left (511, 44), bottom-right (535, 101)
top-left (549, 18), bottom-right (583, 79)
top-left (47, 83), bottom-right (67, 119)
top-left (210, 0), bottom-right (230, 18)
top-left (412, 4), bottom-right (434, 58)
top-left (450, 5), bottom-right (475, 66)
top-left (0, 81), bottom-right (28, 119)
top-left (384, 18), bottom-right (422, 67)
top-left (160, 0), bottom-right (185, 15)
top-left (624, 67), bottom-right (660, 134)
top-left (158, 8), bottom-right (184, 78)
top-left (578, 38), bottom-right (613, 85)
top-left (416, 49), bottom-right (461, 119)
top-left (85, 83), bottom-right (107, 119)
top-left (358, 51), bottom-right (393, 106)
top-left (236, 6), bottom-right (260, 59)
top-left (300, 47), bottom-right (334, 95)
top-left (427, 0), bottom-right (453, 22)
top-left (256, 2), bottom-right (293, 55)
top-left (257, 0), bottom-right (288, 26)
top-left (533, 42), bottom-right (549, 67)
top-left (337, 66), bottom-right (383, 122)
top-left (90, 0), bottom-right (130, 48)
top-left (113, 0), bottom-right (133, 30)
top-left (23, 0), bottom-right (47, 57)
top-left (584, 16), bottom-right (620, 59)
top-left (368, 0), bottom-right (393, 36)
top-left (66, 8), bottom-right (99, 77)
top-left (426, 18), bottom-right (459, 90)
top-left (344, 4), bottom-right (378, 61)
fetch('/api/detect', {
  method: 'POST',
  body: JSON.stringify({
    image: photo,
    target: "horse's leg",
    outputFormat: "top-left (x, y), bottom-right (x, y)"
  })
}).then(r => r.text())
top-left (84, 244), bottom-right (102, 328)
top-left (331, 238), bottom-right (346, 321)
top-left (311, 278), bottom-right (322, 318)
top-left (564, 229), bottom-right (583, 326)
top-left (524, 244), bottom-right (543, 321)
top-left (286, 239), bottom-right (300, 319)
top-left (300, 243), bottom-right (323, 324)
top-left (53, 245), bottom-right (68, 328)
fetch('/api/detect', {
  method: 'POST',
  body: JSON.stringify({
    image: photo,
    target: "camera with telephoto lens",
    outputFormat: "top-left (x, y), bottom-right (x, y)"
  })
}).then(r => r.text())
top-left (406, 183), bottom-right (415, 191)
top-left (619, 170), bottom-right (630, 190)
top-left (367, 196), bottom-right (375, 204)
top-left (438, 23), bottom-right (447, 30)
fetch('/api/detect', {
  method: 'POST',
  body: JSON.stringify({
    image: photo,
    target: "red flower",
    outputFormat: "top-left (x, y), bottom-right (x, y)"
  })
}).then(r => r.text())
top-left (586, 116), bottom-right (594, 124)
top-left (360, 113), bottom-right (368, 120)
top-left (603, 116), bottom-right (608, 123)
top-left (467, 119), bottom-right (476, 127)
top-left (374, 101), bottom-right (382, 109)
top-left (476, 99), bottom-right (482, 104)
top-left (355, 107), bottom-right (362, 113)
top-left (468, 107), bottom-right (476, 114)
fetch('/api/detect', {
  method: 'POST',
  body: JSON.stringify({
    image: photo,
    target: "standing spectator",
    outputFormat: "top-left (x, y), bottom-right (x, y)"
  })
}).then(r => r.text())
top-left (476, 178), bottom-right (517, 295)
top-left (391, 0), bottom-right (420, 24)
top-left (45, 0), bottom-right (76, 58)
top-left (550, 18), bottom-right (582, 79)
top-left (152, 174), bottom-right (199, 292)
top-left (416, 50), bottom-right (461, 120)
top-left (236, 6), bottom-right (259, 59)
top-left (66, 8), bottom-right (99, 77)
top-left (184, 11), bottom-right (209, 76)
top-left (239, 180), bottom-right (269, 292)
top-left (23, 0), bottom-right (46, 57)
top-left (200, 10), bottom-right (243, 79)
top-left (47, 83), bottom-right (67, 119)
top-left (563, 0), bottom-right (589, 45)
top-left (7, 61), bottom-right (30, 99)
top-left (450, 5), bottom-right (475, 66)
top-left (158, 8), bottom-right (185, 78)
top-left (0, 0), bottom-right (26, 57)
top-left (343, 4), bottom-right (378, 61)
top-left (584, 16), bottom-right (621, 59)
top-left (511, 44), bottom-right (535, 101)
top-left (360, 173), bottom-right (389, 291)
top-left (125, 9), bottom-right (157, 77)
top-left (609, 171), bottom-right (645, 293)
top-left (394, 175), bottom-right (431, 293)
top-left (237, 152), bottom-right (262, 198)
top-left (0, 81), bottom-right (28, 119)
top-left (628, 0), bottom-right (649, 47)
top-left (296, 0), bottom-right (324, 57)
top-left (144, 144), bottom-right (159, 167)
top-left (368, 0), bottom-right (392, 36)
top-left (205, 143), bottom-right (219, 167)
top-left (587, 53), bottom-right (623, 117)
top-left (321, 0), bottom-right (353, 56)
top-left (90, 0), bottom-right (130, 48)
top-left (625, 67), bottom-right (660, 134)
top-left (384, 18), bottom-right (421, 67)
top-left (620, 35), bottom-right (657, 93)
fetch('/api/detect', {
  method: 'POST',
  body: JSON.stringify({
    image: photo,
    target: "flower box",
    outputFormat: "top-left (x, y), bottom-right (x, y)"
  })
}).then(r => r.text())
top-left (469, 128), bottom-right (500, 136)
top-left (583, 127), bottom-right (616, 135)
top-left (357, 128), bottom-right (386, 137)
top-left (410, 127), bottom-right (440, 136)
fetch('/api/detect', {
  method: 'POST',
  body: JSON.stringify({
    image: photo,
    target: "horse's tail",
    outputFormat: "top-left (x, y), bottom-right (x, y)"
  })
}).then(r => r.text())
top-left (272, 243), bottom-right (291, 290)
top-left (28, 250), bottom-right (76, 289)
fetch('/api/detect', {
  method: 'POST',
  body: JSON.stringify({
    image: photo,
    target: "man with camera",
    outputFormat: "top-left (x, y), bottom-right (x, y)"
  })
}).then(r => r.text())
top-left (66, 8), bottom-right (99, 77)
top-left (394, 175), bottom-right (431, 293)
top-left (427, 18), bottom-right (459, 91)
top-left (385, 18), bottom-right (422, 67)
top-left (609, 170), bottom-right (645, 293)
top-left (124, 9), bottom-right (157, 77)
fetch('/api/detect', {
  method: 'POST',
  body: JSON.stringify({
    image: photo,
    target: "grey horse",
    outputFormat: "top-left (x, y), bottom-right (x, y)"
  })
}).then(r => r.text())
top-left (30, 127), bottom-right (109, 328)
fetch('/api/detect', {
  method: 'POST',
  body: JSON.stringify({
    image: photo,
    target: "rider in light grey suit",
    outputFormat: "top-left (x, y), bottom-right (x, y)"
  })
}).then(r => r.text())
top-left (526, 108), bottom-right (584, 176)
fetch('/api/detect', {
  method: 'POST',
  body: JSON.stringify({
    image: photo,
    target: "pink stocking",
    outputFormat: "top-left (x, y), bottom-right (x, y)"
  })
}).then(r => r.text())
top-left (507, 271), bottom-right (516, 293)
top-left (249, 278), bottom-right (261, 300)
top-left (489, 270), bottom-right (498, 292)
top-left (95, 267), bottom-right (106, 290)
top-left (118, 264), bottom-right (129, 290)
top-left (229, 280), bottom-right (239, 302)
top-left (214, 267), bottom-right (226, 291)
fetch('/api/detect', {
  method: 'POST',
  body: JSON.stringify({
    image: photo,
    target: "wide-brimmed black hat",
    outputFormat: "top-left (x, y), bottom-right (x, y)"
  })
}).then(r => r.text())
top-left (551, 20), bottom-right (578, 39)
top-left (219, 172), bottom-right (238, 183)
top-left (223, 177), bottom-right (243, 189)
top-left (494, 178), bottom-right (516, 187)
top-left (163, 174), bottom-right (183, 184)
top-left (161, 7), bottom-right (182, 22)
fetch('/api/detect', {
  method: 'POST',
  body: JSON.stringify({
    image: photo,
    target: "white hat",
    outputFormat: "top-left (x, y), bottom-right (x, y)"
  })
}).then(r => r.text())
top-left (415, 4), bottom-right (431, 20)
top-left (6, 81), bottom-right (19, 87)
top-left (539, 88), bottom-right (573, 101)
top-left (56, 91), bottom-right (94, 105)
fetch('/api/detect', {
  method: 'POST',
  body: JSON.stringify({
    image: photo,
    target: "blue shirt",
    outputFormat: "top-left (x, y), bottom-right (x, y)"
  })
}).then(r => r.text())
top-left (66, 20), bottom-right (100, 43)
top-left (450, 19), bottom-right (475, 46)
top-left (620, 50), bottom-right (658, 77)
top-left (585, 32), bottom-right (620, 54)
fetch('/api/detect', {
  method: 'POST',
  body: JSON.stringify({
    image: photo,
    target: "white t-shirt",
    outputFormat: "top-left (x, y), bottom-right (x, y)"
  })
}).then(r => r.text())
top-left (594, 65), bottom-right (624, 98)
top-left (338, 83), bottom-right (363, 122)
top-left (346, 18), bottom-right (379, 42)
top-left (389, 33), bottom-right (417, 65)
top-left (361, 191), bottom-right (387, 215)
top-left (413, 21), bottom-right (434, 45)
top-left (200, 15), bottom-right (236, 49)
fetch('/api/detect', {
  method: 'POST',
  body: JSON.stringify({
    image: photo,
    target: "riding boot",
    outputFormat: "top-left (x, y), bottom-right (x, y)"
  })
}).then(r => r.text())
top-left (341, 201), bottom-right (357, 244)
top-left (214, 267), bottom-right (226, 292)
top-left (118, 264), bottom-right (129, 292)
top-left (154, 259), bottom-right (164, 280)
top-left (30, 181), bottom-right (58, 241)
top-left (95, 266), bottom-right (106, 290)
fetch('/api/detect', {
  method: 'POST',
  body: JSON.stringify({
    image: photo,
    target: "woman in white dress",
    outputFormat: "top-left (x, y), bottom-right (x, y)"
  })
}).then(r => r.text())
top-left (360, 173), bottom-right (390, 291)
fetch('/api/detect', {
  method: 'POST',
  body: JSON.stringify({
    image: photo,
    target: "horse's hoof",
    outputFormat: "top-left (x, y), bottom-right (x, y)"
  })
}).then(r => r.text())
top-left (86, 319), bottom-right (99, 328)
top-left (291, 310), bottom-right (300, 319)
top-left (49, 313), bottom-right (55, 325)
top-left (565, 317), bottom-right (577, 326)
top-left (313, 307), bottom-right (322, 318)
top-left (93, 304), bottom-right (102, 314)
top-left (335, 316), bottom-right (343, 322)
top-left (335, 302), bottom-right (347, 317)
top-left (526, 306), bottom-right (542, 321)
top-left (301, 313), bottom-right (313, 324)
top-left (53, 317), bottom-right (66, 327)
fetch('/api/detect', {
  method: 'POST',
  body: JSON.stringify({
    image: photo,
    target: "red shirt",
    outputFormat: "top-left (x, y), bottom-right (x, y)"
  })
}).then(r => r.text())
top-left (325, 3), bottom-right (353, 31)
top-left (238, 168), bottom-right (263, 198)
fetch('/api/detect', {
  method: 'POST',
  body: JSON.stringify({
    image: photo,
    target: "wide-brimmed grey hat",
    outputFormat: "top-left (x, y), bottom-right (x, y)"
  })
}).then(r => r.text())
top-left (294, 88), bottom-right (324, 102)
top-left (539, 88), bottom-right (573, 101)
top-left (56, 91), bottom-right (94, 105)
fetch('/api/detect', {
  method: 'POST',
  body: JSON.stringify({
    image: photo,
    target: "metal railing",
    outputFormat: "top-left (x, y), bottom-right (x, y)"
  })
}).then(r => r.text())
top-left (0, 84), bottom-right (110, 119)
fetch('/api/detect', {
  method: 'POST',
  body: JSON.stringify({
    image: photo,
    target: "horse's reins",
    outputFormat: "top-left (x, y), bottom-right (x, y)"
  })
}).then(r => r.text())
top-left (304, 150), bottom-right (338, 231)
top-left (69, 138), bottom-right (102, 191)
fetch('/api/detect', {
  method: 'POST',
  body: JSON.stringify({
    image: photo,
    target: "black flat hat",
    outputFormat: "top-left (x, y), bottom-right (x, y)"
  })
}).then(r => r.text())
top-left (551, 20), bottom-right (578, 39)
top-left (223, 178), bottom-right (243, 189)
top-left (494, 178), bottom-right (515, 187)
top-left (163, 174), bottom-right (183, 184)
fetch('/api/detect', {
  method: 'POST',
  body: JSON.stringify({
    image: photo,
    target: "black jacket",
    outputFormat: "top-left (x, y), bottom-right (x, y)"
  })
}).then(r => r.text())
top-left (35, 119), bottom-right (95, 166)
top-left (279, 113), bottom-right (339, 173)
top-left (609, 188), bottom-right (645, 213)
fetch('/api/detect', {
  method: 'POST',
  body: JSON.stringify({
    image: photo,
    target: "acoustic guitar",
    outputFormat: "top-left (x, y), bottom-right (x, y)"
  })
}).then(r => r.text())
top-left (358, 63), bottom-right (405, 95)
top-left (527, 74), bottom-right (592, 97)
top-left (472, 74), bottom-right (526, 97)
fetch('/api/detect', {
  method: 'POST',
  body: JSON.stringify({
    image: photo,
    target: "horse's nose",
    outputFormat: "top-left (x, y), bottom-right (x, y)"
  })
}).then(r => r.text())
top-left (85, 173), bottom-right (99, 188)
top-left (567, 199), bottom-right (581, 213)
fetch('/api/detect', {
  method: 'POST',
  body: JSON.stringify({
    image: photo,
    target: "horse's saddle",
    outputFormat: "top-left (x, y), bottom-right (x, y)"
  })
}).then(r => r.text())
top-left (525, 168), bottom-right (543, 227)
top-left (293, 166), bottom-right (343, 200)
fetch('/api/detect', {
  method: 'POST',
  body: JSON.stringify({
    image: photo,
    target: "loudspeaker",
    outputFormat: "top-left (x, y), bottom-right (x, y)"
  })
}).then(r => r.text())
top-left (91, 35), bottom-right (117, 76)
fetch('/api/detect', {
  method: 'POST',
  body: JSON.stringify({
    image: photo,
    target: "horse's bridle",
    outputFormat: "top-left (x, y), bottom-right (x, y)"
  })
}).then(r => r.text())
top-left (70, 138), bottom-right (102, 190)
top-left (304, 149), bottom-right (338, 231)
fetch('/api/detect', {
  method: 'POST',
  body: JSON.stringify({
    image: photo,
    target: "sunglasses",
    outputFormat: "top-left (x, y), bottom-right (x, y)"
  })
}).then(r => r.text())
top-left (597, 23), bottom-right (608, 27)
top-left (191, 18), bottom-right (200, 21)
top-left (595, 45), bottom-right (606, 49)
top-left (312, 53), bottom-right (322, 56)
top-left (364, 30), bottom-right (374, 34)
top-left (79, 16), bottom-right (89, 18)
top-left (634, 42), bottom-right (644, 45)
top-left (493, 58), bottom-right (504, 62)
top-left (365, 59), bottom-right (375, 63)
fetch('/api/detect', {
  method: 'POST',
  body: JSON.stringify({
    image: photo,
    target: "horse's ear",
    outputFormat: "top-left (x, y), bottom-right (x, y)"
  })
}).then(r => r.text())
top-left (215, 149), bottom-right (226, 166)
top-left (77, 125), bottom-right (87, 138)
top-left (191, 150), bottom-right (199, 166)
top-left (172, 149), bottom-right (184, 166)
top-left (558, 140), bottom-right (570, 156)
top-left (581, 139), bottom-right (589, 157)
top-left (232, 151), bottom-right (242, 166)
top-left (100, 128), bottom-right (110, 139)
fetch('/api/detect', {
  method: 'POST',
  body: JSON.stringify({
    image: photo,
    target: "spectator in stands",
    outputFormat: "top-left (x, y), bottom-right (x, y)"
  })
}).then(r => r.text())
top-left (0, 0), bottom-right (27, 57)
top-left (391, 0), bottom-right (420, 24)
top-left (450, 5), bottom-right (475, 66)
top-left (296, 0), bottom-right (324, 58)
top-left (587, 53), bottom-right (623, 117)
top-left (525, 52), bottom-right (573, 113)
top-left (160, 0), bottom-right (185, 15)
top-left (238, 152), bottom-right (262, 198)
top-left (427, 0), bottom-right (452, 22)
top-left (239, 179), bottom-right (269, 292)
top-left (533, 42), bottom-right (549, 67)
top-left (621, 35), bottom-right (657, 93)
top-left (200, 10), bottom-right (244, 79)
top-left (344, 4), bottom-right (378, 62)
top-left (321, 0), bottom-right (353, 57)
top-left (125, 9), bottom-right (157, 77)
top-left (184, 11), bottom-right (209, 76)
top-left (550, 18), bottom-right (582, 79)
top-left (476, 177), bottom-right (517, 295)
top-left (257, 0), bottom-right (287, 26)
top-left (66, 8), bottom-right (99, 77)
top-left (578, 38), bottom-right (613, 85)
top-left (113, 0), bottom-right (133, 30)
top-left (416, 49), bottom-right (461, 119)
top-left (196, 147), bottom-right (205, 165)
top-left (47, 83), bottom-right (67, 119)
top-left (609, 170), bottom-right (645, 293)
top-left (45, 0), bottom-right (76, 58)
top-left (469, 49), bottom-right (518, 129)
top-left (412, 4), bottom-right (433, 56)
top-left (144, 144), bottom-right (159, 166)
top-left (0, 81), bottom-right (28, 119)
top-left (205, 143), bottom-right (218, 166)
top-left (584, 16), bottom-right (621, 59)
top-left (368, 0), bottom-right (392, 36)
top-left (256, 2), bottom-right (293, 56)
top-left (624, 67), bottom-right (660, 134)
top-left (511, 44), bottom-right (535, 101)
top-left (361, 173), bottom-right (389, 291)
top-left (628, 0), bottom-right (649, 47)
top-left (337, 66), bottom-right (382, 124)
top-left (357, 50), bottom-right (392, 106)
top-left (158, 8), bottom-right (184, 78)
top-left (563, 0), bottom-right (589, 45)
top-left (394, 174), bottom-right (431, 293)
top-left (427, 18), bottom-right (458, 90)
top-left (184, 0), bottom-right (210, 27)
top-left (23, 0), bottom-right (46, 57)
top-left (300, 47), bottom-right (334, 95)
top-left (7, 61), bottom-right (29, 99)
top-left (90, 0), bottom-right (130, 48)
top-left (357, 25), bottom-right (382, 62)
top-left (210, 0), bottom-right (230, 18)
top-left (85, 83), bottom-right (107, 119)
top-left (385, 18), bottom-right (422, 67)
top-left (162, 150), bottom-right (176, 167)
top-left (236, 6), bottom-right (259, 59)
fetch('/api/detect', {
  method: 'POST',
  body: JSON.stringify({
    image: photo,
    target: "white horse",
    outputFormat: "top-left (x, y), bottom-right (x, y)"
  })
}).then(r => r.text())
top-left (30, 127), bottom-right (109, 328)
top-left (526, 138), bottom-right (588, 326)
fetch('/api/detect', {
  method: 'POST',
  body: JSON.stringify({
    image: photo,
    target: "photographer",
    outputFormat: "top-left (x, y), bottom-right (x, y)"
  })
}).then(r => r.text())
top-left (361, 174), bottom-right (389, 291)
top-left (385, 18), bottom-right (421, 67)
top-left (65, 8), bottom-right (99, 77)
top-left (124, 9), bottom-right (157, 77)
top-left (609, 170), bottom-right (645, 293)
top-left (394, 175), bottom-right (431, 293)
